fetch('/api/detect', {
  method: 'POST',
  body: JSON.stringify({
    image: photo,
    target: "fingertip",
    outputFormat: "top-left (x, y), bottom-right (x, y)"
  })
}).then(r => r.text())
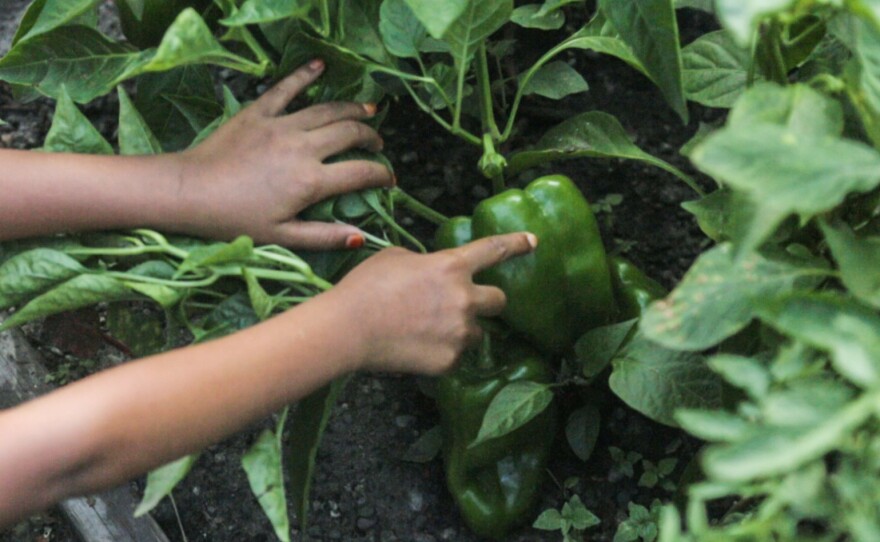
top-left (345, 233), bottom-right (365, 250)
top-left (525, 232), bottom-right (538, 250)
top-left (308, 58), bottom-right (325, 72)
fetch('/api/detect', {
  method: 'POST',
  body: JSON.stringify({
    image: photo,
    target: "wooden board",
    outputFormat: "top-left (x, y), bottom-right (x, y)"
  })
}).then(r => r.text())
top-left (0, 320), bottom-right (170, 542)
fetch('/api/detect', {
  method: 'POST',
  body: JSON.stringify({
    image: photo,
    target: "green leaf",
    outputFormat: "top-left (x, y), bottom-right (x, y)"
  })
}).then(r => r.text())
top-left (289, 377), bottom-right (349, 534)
top-left (400, 425), bottom-right (443, 463)
top-left (0, 274), bottom-right (134, 330)
top-left (379, 0), bottom-right (429, 58)
top-left (14, 0), bottom-right (102, 43)
top-left (703, 398), bottom-right (873, 483)
top-left (443, 0), bottom-right (513, 70)
top-left (0, 249), bottom-right (85, 309)
top-left (242, 410), bottom-right (290, 542)
top-left (0, 26), bottom-right (149, 103)
top-left (681, 188), bottom-right (755, 243)
top-left (105, 303), bottom-right (167, 357)
top-left (134, 65), bottom-right (221, 151)
top-left (177, 236), bottom-right (254, 275)
top-left (856, 16), bottom-right (880, 116)
top-left (675, 409), bottom-right (751, 442)
top-left (714, 0), bottom-right (795, 46)
top-left (758, 293), bottom-right (880, 387)
top-left (681, 30), bottom-right (752, 108)
top-left (507, 111), bottom-right (690, 186)
top-left (599, 0), bottom-right (688, 122)
top-left (134, 455), bottom-right (198, 516)
top-left (762, 379), bottom-right (855, 428)
top-left (564, 495), bottom-right (600, 530)
top-left (692, 120), bottom-right (880, 251)
top-left (244, 268), bottom-right (274, 321)
top-left (470, 381), bottom-right (554, 448)
top-left (575, 318), bottom-right (637, 379)
top-left (117, 86), bottom-right (162, 156)
top-left (140, 9), bottom-right (267, 75)
top-left (220, 0), bottom-right (311, 26)
top-left (42, 86), bottom-right (113, 154)
top-left (511, 5), bottom-right (565, 30)
top-left (821, 221), bottom-right (880, 309)
top-left (641, 244), bottom-right (823, 350)
top-left (533, 508), bottom-right (564, 530)
top-left (609, 331), bottom-right (722, 427)
top-left (709, 354), bottom-right (770, 399)
top-left (559, 13), bottom-right (648, 76)
top-left (565, 404), bottom-right (601, 462)
top-left (521, 61), bottom-right (589, 99)
top-left (403, 0), bottom-right (468, 39)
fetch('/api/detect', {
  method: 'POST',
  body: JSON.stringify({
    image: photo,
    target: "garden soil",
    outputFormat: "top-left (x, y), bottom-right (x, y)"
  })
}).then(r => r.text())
top-left (0, 3), bottom-right (717, 541)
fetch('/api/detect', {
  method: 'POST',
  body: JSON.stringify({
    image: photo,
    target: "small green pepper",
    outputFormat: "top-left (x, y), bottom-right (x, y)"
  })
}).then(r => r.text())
top-left (436, 338), bottom-right (557, 540)
top-left (608, 256), bottom-right (667, 321)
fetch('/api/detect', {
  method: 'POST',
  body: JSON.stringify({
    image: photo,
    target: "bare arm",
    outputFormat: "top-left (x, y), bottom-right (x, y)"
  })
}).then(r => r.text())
top-left (0, 233), bottom-right (537, 526)
top-left (0, 60), bottom-right (393, 249)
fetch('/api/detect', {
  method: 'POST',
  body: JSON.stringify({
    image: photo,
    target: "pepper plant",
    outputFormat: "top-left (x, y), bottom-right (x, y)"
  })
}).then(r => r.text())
top-left (0, 0), bottom-right (750, 540)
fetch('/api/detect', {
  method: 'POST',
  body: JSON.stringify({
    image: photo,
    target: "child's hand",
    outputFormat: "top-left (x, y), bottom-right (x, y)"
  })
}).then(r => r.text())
top-left (173, 59), bottom-right (393, 249)
top-left (322, 232), bottom-right (538, 375)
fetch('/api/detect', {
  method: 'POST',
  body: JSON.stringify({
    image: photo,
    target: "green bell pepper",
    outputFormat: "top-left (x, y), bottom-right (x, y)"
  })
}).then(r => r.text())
top-left (608, 255), bottom-right (666, 321)
top-left (116, 0), bottom-right (217, 48)
top-left (436, 338), bottom-right (557, 540)
top-left (434, 174), bottom-right (615, 354)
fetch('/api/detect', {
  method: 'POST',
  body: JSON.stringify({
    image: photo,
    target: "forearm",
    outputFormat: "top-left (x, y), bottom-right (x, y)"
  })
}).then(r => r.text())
top-left (0, 290), bottom-right (362, 525)
top-left (0, 149), bottom-right (187, 241)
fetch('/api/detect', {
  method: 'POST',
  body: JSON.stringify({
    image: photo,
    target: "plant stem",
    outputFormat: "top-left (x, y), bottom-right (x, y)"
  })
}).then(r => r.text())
top-left (391, 188), bottom-right (449, 225)
top-left (398, 79), bottom-right (481, 146)
top-left (476, 43), bottom-right (501, 140)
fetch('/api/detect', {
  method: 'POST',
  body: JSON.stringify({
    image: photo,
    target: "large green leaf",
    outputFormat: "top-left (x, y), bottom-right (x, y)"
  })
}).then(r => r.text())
top-left (727, 83), bottom-right (843, 137)
top-left (693, 125), bottom-right (880, 252)
top-left (681, 30), bottom-right (752, 108)
top-left (379, 0), bottom-right (428, 59)
top-left (403, 0), bottom-right (468, 39)
top-left (140, 9), bottom-right (267, 75)
top-left (599, 0), bottom-right (688, 122)
top-left (0, 249), bottom-right (85, 309)
top-left (758, 293), bottom-right (880, 387)
top-left (714, 0), bottom-right (796, 46)
top-left (134, 455), bottom-right (199, 516)
top-left (242, 410), bottom-right (291, 542)
top-left (0, 274), bottom-right (134, 330)
top-left (511, 4), bottom-right (566, 30)
top-left (13, 0), bottom-right (101, 44)
top-left (177, 236), bottom-right (254, 275)
top-left (443, 0), bottom-right (513, 70)
top-left (857, 15), bottom-right (880, 117)
top-left (609, 331), bottom-right (722, 427)
top-left (42, 86), bottom-right (113, 154)
top-left (289, 377), bottom-right (349, 534)
top-left (641, 244), bottom-right (823, 350)
top-left (0, 26), bottom-right (149, 103)
top-left (117, 86), bottom-right (162, 156)
top-left (506, 112), bottom-right (693, 188)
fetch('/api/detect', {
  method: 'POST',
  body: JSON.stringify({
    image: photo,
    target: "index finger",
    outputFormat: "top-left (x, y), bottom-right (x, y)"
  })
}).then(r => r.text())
top-left (454, 233), bottom-right (538, 274)
top-left (251, 59), bottom-right (325, 117)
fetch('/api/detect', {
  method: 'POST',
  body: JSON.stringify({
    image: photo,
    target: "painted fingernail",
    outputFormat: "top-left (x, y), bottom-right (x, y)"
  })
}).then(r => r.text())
top-left (363, 103), bottom-right (377, 116)
top-left (345, 234), bottom-right (365, 249)
top-left (525, 233), bottom-right (538, 249)
top-left (309, 58), bottom-right (325, 71)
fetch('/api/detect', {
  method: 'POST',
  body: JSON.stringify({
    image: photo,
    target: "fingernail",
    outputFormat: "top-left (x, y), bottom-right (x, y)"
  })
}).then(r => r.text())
top-left (345, 234), bottom-right (365, 249)
top-left (363, 103), bottom-right (377, 116)
top-left (309, 58), bottom-right (325, 72)
top-left (525, 233), bottom-right (538, 249)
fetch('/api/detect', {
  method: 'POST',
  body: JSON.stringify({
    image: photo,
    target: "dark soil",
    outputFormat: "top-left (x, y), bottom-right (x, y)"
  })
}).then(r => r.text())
top-left (1, 3), bottom-right (719, 542)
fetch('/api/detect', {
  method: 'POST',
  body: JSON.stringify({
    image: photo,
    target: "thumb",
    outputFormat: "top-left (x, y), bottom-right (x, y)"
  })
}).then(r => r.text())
top-left (274, 221), bottom-right (367, 251)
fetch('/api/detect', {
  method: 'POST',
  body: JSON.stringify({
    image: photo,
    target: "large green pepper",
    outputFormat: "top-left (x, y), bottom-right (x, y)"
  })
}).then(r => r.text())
top-left (116, 0), bottom-right (217, 48)
top-left (435, 174), bottom-right (615, 354)
top-left (436, 338), bottom-right (557, 540)
top-left (608, 255), bottom-right (666, 321)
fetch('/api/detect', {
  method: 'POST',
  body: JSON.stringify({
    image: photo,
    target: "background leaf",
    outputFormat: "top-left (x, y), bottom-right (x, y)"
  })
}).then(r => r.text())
top-left (682, 30), bottom-right (752, 108)
top-left (117, 86), bottom-right (162, 155)
top-left (470, 381), bottom-right (554, 448)
top-left (134, 454), bottom-right (198, 516)
top-left (42, 86), bottom-right (113, 154)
